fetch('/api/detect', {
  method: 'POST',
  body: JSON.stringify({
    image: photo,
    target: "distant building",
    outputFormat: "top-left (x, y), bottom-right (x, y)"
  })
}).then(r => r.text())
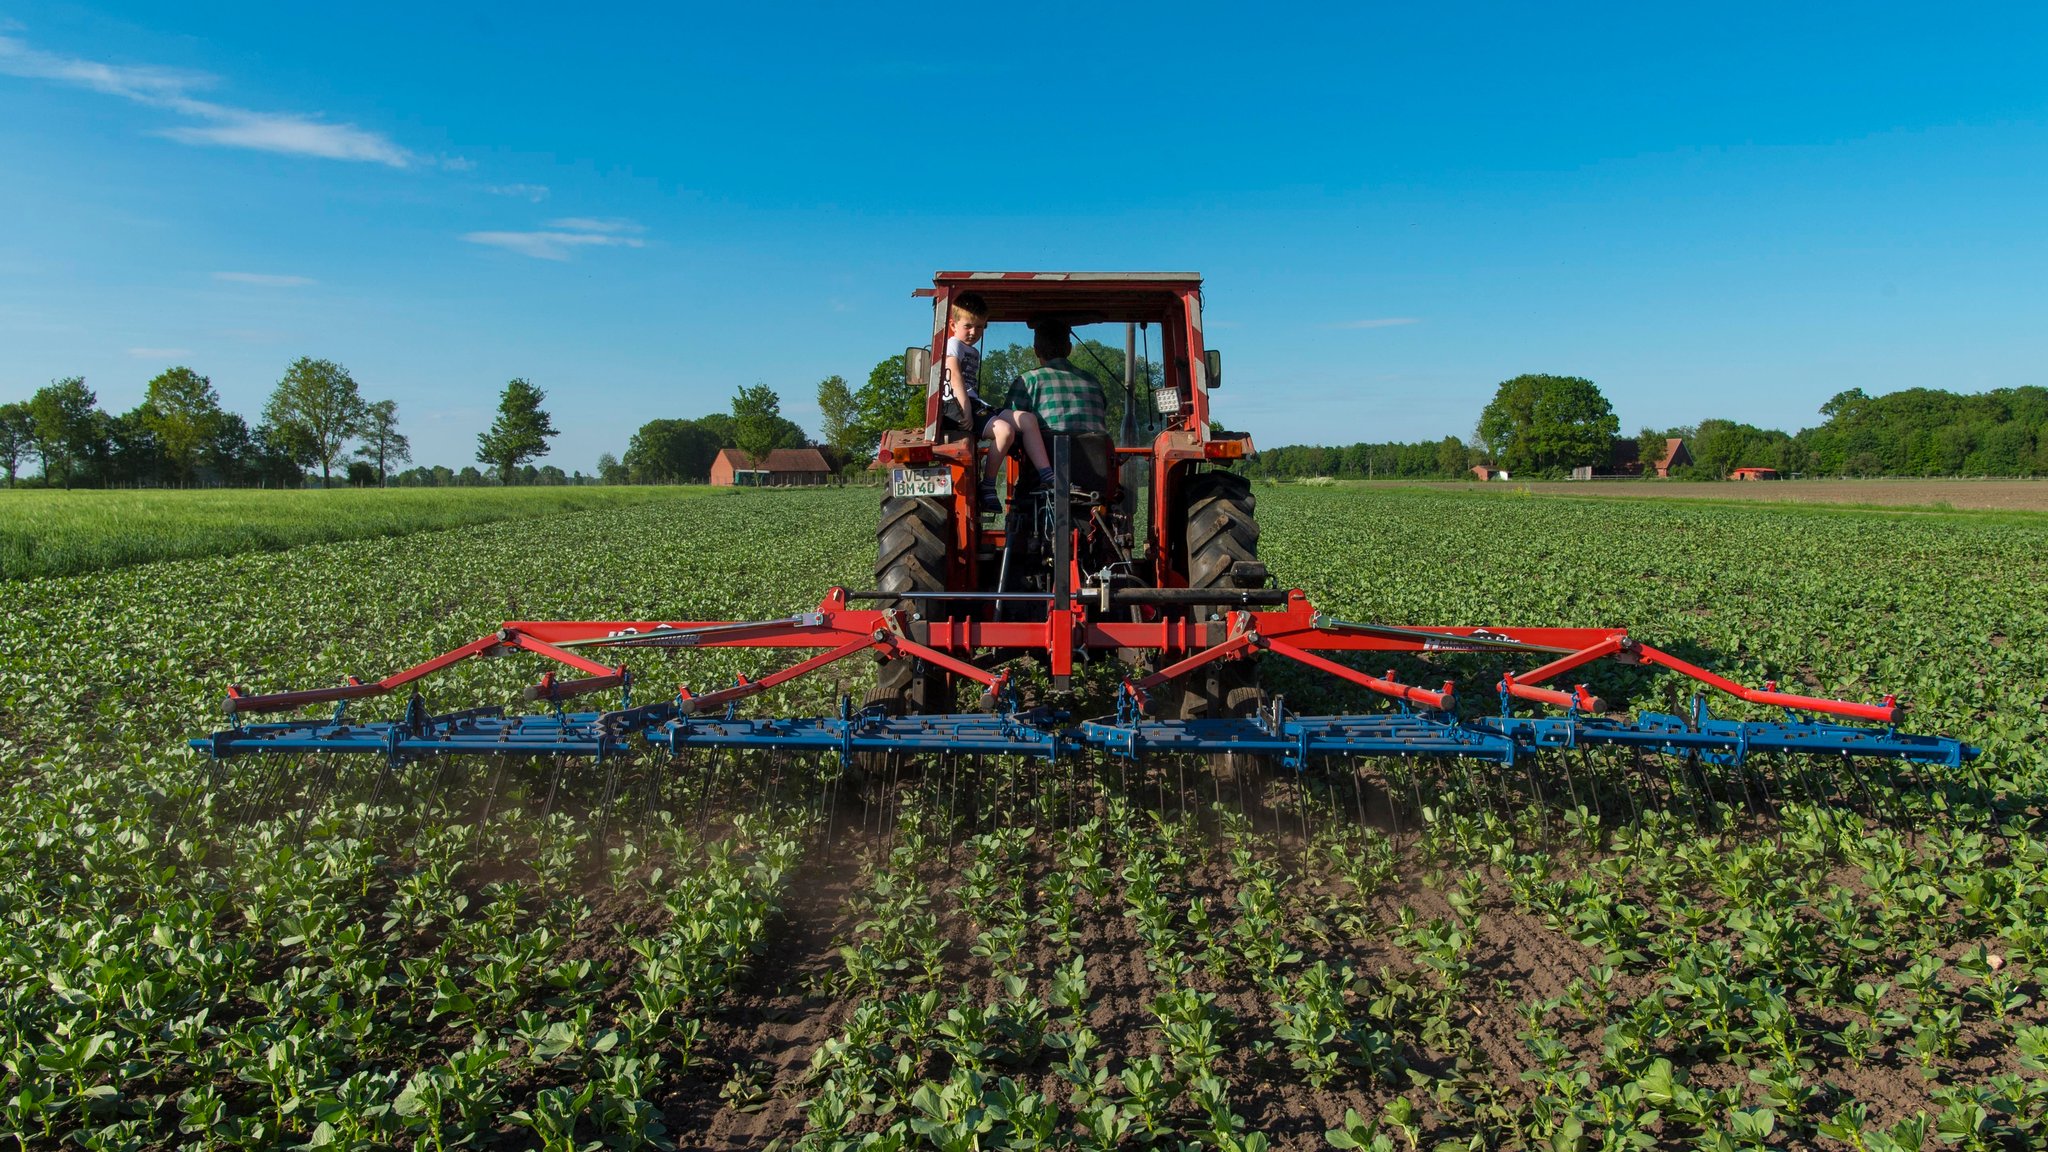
top-left (1730, 466), bottom-right (1779, 481)
top-left (1599, 437), bottom-right (1691, 478)
top-left (1607, 440), bottom-right (1643, 476)
top-left (1470, 464), bottom-right (1510, 481)
top-left (1652, 438), bottom-right (1692, 477)
top-left (710, 447), bottom-right (831, 487)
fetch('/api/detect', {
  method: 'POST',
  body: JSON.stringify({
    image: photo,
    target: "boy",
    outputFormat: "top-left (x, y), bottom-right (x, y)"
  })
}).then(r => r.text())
top-left (940, 292), bottom-right (1039, 512)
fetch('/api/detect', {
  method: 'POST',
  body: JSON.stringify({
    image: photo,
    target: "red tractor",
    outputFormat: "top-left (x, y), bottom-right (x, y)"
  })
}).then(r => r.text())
top-left (870, 271), bottom-right (1265, 718)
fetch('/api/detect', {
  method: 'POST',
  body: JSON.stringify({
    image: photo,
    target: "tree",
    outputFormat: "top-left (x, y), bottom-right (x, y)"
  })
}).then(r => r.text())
top-left (264, 357), bottom-right (366, 486)
top-left (354, 399), bottom-right (411, 486)
top-left (1475, 374), bottom-right (1619, 475)
top-left (1435, 436), bottom-right (1471, 478)
top-left (816, 375), bottom-right (859, 453)
top-left (0, 402), bottom-right (32, 487)
top-left (850, 354), bottom-right (924, 451)
top-left (694, 412), bottom-right (737, 447)
top-left (731, 383), bottom-right (787, 469)
top-left (624, 418), bottom-right (726, 482)
top-left (102, 407), bottom-right (164, 486)
top-left (139, 367), bottom-right (227, 484)
top-left (205, 412), bottom-right (255, 485)
top-left (476, 378), bottom-right (558, 483)
top-left (595, 452), bottom-right (627, 485)
top-left (29, 377), bottom-right (102, 488)
top-left (1636, 427), bottom-right (1668, 472)
top-left (254, 419), bottom-right (315, 487)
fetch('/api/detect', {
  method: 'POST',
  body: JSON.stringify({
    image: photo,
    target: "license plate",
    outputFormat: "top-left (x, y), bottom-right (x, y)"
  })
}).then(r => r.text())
top-left (889, 466), bottom-right (954, 499)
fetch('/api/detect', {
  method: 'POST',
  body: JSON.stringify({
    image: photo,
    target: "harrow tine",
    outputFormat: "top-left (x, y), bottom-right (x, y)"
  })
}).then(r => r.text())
top-left (476, 754), bottom-right (505, 829)
top-left (540, 755), bottom-right (568, 821)
top-left (592, 756), bottom-right (624, 845)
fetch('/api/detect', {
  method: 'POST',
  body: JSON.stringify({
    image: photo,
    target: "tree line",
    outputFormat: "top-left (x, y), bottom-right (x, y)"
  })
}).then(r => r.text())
top-left (0, 360), bottom-right (564, 488)
top-left (1250, 375), bottom-right (2048, 481)
top-left (1637, 387), bottom-right (2048, 478)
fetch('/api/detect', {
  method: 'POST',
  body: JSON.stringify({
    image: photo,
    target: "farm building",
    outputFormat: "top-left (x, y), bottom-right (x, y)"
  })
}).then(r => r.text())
top-left (1599, 437), bottom-right (1692, 478)
top-left (710, 447), bottom-right (832, 487)
top-left (1730, 467), bottom-right (1780, 481)
top-left (1648, 438), bottom-right (1692, 478)
top-left (1470, 465), bottom-right (1510, 481)
top-left (1606, 440), bottom-right (1643, 476)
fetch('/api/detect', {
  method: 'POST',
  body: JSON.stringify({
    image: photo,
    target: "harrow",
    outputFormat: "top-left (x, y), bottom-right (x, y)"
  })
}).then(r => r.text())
top-left (193, 585), bottom-right (1973, 773)
top-left (191, 271), bottom-right (1974, 798)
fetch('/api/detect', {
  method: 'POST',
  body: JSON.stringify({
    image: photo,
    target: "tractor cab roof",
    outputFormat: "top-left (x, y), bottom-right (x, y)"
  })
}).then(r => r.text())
top-left (922, 271), bottom-right (1201, 325)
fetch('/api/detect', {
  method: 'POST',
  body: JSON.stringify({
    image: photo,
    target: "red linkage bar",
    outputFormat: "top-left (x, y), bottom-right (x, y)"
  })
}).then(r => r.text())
top-left (1503, 635), bottom-right (1628, 687)
top-left (1134, 627), bottom-right (1259, 692)
top-left (1262, 638), bottom-right (1455, 710)
top-left (518, 636), bottom-right (632, 679)
top-left (676, 633), bottom-right (880, 716)
top-left (1499, 674), bottom-right (1605, 713)
top-left (1633, 643), bottom-right (1903, 725)
top-left (227, 631), bottom-right (512, 714)
top-left (884, 633), bottom-right (1005, 689)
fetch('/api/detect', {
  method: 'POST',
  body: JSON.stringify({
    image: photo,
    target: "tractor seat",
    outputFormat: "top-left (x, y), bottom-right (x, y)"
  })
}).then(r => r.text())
top-left (1055, 432), bottom-right (1117, 504)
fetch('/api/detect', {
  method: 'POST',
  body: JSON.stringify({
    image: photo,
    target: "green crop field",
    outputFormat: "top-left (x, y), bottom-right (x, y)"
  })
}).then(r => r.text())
top-left (0, 485), bottom-right (722, 581)
top-left (2, 486), bottom-right (2045, 1150)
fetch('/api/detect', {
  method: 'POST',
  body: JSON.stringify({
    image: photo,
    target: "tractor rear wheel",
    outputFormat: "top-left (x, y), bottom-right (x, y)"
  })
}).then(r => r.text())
top-left (873, 493), bottom-right (955, 714)
top-left (1174, 469), bottom-right (1264, 725)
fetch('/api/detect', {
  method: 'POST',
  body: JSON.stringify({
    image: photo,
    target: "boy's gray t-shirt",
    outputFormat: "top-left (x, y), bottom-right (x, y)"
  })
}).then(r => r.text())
top-left (946, 336), bottom-right (982, 403)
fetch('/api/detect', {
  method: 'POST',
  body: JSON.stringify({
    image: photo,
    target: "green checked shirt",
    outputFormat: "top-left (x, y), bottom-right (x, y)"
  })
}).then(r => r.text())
top-left (1008, 357), bottom-right (1108, 435)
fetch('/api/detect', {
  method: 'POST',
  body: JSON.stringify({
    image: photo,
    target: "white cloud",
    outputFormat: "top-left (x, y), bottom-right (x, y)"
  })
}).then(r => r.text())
top-left (439, 155), bottom-right (475, 172)
top-left (462, 230), bottom-right (645, 261)
top-left (488, 183), bottom-right (550, 202)
top-left (463, 217), bottom-right (647, 261)
top-left (127, 346), bottom-right (190, 358)
top-left (214, 271), bottom-right (317, 286)
top-left (546, 216), bottom-right (642, 234)
top-left (0, 33), bottom-right (412, 166)
top-left (1332, 317), bottom-right (1421, 329)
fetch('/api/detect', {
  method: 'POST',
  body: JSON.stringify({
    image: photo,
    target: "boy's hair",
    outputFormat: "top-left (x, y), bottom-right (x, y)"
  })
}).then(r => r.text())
top-left (1032, 321), bottom-right (1071, 360)
top-left (950, 291), bottom-right (989, 322)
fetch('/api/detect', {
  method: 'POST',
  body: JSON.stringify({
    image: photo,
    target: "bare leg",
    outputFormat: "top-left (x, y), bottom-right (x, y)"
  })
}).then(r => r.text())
top-left (1013, 410), bottom-right (1052, 473)
top-left (983, 415), bottom-right (1017, 487)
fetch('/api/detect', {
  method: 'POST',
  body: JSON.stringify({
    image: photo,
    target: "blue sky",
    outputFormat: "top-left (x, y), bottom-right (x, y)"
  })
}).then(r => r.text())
top-left (3, 2), bottom-right (2044, 471)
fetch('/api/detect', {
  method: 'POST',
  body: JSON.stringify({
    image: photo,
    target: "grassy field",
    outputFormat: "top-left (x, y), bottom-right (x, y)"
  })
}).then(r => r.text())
top-left (2, 486), bottom-right (2044, 1149)
top-left (0, 485), bottom-right (727, 579)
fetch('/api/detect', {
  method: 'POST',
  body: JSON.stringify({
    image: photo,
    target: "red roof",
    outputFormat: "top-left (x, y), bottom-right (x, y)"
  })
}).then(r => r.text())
top-left (716, 448), bottom-right (828, 473)
top-left (924, 271), bottom-right (1202, 324)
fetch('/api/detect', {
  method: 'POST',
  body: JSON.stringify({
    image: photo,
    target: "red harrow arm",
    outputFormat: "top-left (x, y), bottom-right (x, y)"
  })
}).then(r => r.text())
top-left (195, 587), bottom-right (1973, 769)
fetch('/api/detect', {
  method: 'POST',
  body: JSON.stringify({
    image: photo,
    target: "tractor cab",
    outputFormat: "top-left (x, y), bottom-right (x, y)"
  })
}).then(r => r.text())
top-left (875, 272), bottom-right (1252, 605)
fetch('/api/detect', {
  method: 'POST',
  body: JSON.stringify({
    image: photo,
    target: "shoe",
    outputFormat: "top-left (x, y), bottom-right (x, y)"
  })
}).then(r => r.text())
top-left (978, 485), bottom-right (1003, 513)
top-left (1036, 467), bottom-right (1057, 488)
